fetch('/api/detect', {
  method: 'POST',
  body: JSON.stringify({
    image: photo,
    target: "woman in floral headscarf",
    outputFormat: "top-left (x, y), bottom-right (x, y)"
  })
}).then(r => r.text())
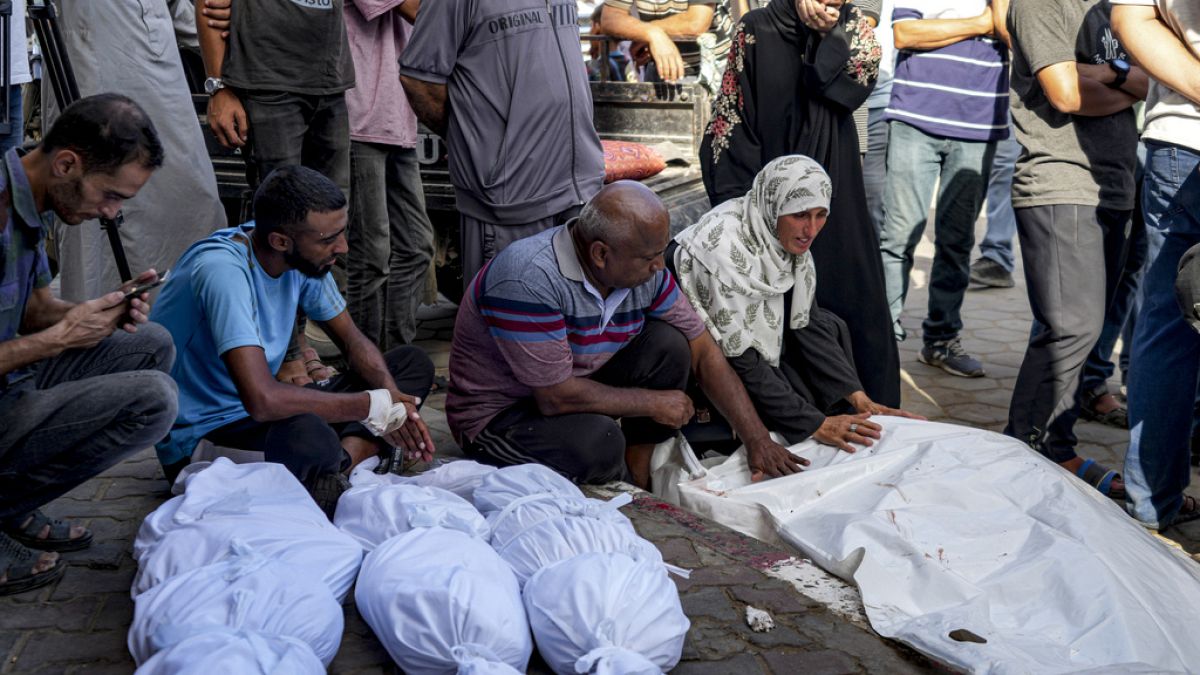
top-left (671, 156), bottom-right (920, 449)
top-left (701, 0), bottom-right (900, 409)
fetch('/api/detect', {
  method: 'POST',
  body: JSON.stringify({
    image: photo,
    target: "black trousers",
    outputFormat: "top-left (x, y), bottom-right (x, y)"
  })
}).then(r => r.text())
top-left (463, 321), bottom-right (692, 484)
top-left (727, 308), bottom-right (863, 445)
top-left (1006, 205), bottom-right (1130, 462)
top-left (205, 346), bottom-right (434, 483)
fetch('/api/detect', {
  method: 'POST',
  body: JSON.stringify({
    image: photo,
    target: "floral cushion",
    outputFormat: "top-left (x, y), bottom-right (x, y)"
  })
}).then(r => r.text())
top-left (601, 140), bottom-right (666, 183)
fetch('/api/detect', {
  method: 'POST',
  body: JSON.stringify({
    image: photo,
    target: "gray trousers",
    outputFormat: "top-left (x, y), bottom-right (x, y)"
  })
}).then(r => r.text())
top-left (346, 143), bottom-right (435, 349)
top-left (1006, 204), bottom-right (1130, 462)
top-left (0, 324), bottom-right (178, 521)
top-left (459, 206), bottom-right (581, 289)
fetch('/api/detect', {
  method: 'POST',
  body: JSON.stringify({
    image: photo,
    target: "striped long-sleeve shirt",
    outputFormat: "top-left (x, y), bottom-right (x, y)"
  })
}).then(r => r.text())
top-left (883, 0), bottom-right (1009, 142)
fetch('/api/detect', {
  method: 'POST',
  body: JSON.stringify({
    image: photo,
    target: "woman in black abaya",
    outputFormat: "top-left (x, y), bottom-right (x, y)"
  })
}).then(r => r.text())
top-left (700, 0), bottom-right (900, 406)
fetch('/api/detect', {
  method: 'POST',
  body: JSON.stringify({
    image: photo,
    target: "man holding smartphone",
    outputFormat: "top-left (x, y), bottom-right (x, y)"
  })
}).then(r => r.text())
top-left (0, 94), bottom-right (177, 596)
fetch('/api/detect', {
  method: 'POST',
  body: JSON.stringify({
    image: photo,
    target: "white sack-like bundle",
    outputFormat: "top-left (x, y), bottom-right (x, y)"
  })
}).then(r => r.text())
top-left (132, 512), bottom-right (362, 601)
top-left (129, 541), bottom-right (344, 665)
top-left (135, 458), bottom-right (329, 564)
top-left (335, 482), bottom-right (489, 551)
top-left (348, 457), bottom-right (498, 503)
top-left (355, 527), bottom-right (532, 674)
top-left (487, 492), bottom-right (636, 549)
top-left (133, 631), bottom-right (325, 675)
top-left (473, 464), bottom-right (584, 516)
top-left (493, 507), bottom-right (670, 588)
top-left (524, 552), bottom-right (690, 675)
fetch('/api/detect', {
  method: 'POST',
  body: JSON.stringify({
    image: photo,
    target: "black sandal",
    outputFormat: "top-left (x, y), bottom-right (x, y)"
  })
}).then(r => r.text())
top-left (1167, 495), bottom-right (1200, 530)
top-left (1080, 391), bottom-right (1129, 429)
top-left (0, 533), bottom-right (66, 596)
top-left (4, 509), bottom-right (93, 552)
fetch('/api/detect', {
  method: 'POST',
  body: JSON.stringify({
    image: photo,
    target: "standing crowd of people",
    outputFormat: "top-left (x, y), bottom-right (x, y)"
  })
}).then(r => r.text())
top-left (0, 0), bottom-right (1198, 597)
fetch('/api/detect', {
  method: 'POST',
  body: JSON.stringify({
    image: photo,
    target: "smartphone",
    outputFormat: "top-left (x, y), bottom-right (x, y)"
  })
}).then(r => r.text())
top-left (122, 269), bottom-right (169, 300)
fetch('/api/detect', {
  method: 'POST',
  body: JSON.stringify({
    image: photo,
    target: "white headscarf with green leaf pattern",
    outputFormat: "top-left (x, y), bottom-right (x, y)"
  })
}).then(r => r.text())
top-left (674, 155), bottom-right (831, 366)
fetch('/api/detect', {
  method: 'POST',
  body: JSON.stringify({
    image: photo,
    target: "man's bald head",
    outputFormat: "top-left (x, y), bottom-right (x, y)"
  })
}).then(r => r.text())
top-left (576, 180), bottom-right (670, 249)
top-left (572, 181), bottom-right (672, 292)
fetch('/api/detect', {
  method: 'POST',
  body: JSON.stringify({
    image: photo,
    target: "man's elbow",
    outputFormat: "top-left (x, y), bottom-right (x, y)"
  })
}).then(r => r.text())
top-left (1046, 91), bottom-right (1083, 115)
top-left (683, 10), bottom-right (714, 36)
top-left (532, 389), bottom-right (568, 417)
top-left (243, 391), bottom-right (284, 422)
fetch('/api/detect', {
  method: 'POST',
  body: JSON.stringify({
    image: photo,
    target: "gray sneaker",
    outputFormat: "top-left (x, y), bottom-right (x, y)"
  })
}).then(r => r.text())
top-left (919, 339), bottom-right (986, 378)
top-left (969, 257), bottom-right (1015, 288)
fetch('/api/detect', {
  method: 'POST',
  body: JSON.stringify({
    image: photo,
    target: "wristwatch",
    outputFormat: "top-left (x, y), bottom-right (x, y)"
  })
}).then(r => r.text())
top-left (203, 77), bottom-right (226, 96)
top-left (1107, 58), bottom-right (1130, 90)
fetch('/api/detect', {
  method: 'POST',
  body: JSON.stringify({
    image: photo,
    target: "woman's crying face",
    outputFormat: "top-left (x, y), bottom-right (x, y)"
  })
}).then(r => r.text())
top-left (775, 207), bottom-right (829, 256)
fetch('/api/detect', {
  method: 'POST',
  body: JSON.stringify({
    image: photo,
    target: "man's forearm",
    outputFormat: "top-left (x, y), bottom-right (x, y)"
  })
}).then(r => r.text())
top-left (20, 288), bottom-right (72, 333)
top-left (645, 7), bottom-right (714, 38)
top-left (345, 334), bottom-right (400, 395)
top-left (692, 338), bottom-right (771, 445)
top-left (1077, 63), bottom-right (1150, 102)
top-left (196, 1), bottom-right (227, 78)
top-left (991, 0), bottom-right (1011, 48)
top-left (534, 376), bottom-right (662, 419)
top-left (1113, 6), bottom-right (1200, 107)
top-left (400, 76), bottom-right (448, 136)
top-left (894, 15), bottom-right (992, 51)
top-left (598, 6), bottom-right (661, 42)
top-left (0, 331), bottom-right (61, 377)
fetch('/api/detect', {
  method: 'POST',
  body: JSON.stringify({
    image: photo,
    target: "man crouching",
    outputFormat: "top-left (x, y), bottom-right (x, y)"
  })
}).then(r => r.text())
top-left (151, 166), bottom-right (435, 514)
top-left (448, 180), bottom-right (803, 487)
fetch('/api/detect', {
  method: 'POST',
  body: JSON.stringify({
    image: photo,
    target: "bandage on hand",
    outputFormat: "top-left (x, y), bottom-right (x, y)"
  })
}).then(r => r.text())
top-left (362, 389), bottom-right (409, 437)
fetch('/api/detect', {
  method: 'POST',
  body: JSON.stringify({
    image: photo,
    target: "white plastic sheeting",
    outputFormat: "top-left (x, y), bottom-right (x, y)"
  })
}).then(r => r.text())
top-left (355, 527), bottom-right (533, 674)
top-left (473, 464), bottom-right (585, 516)
top-left (335, 482), bottom-right (490, 551)
top-left (651, 416), bottom-right (1200, 674)
top-left (524, 552), bottom-right (690, 675)
top-left (135, 458), bottom-right (330, 563)
top-left (133, 631), bottom-right (325, 675)
top-left (348, 456), bottom-right (499, 503)
top-left (491, 500), bottom-right (668, 588)
top-left (128, 542), bottom-right (344, 666)
top-left (486, 492), bottom-right (637, 548)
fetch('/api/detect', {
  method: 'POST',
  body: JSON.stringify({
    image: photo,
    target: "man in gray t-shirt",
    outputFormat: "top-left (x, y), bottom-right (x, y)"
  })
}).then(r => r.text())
top-left (1004, 0), bottom-right (1146, 493)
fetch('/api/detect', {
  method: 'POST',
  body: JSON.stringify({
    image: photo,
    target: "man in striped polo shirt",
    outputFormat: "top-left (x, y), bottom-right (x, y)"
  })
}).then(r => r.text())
top-left (878, 0), bottom-right (1009, 377)
top-left (446, 181), bottom-right (800, 487)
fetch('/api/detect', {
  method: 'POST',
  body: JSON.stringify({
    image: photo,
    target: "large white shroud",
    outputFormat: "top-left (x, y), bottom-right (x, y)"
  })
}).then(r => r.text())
top-left (651, 417), bottom-right (1200, 674)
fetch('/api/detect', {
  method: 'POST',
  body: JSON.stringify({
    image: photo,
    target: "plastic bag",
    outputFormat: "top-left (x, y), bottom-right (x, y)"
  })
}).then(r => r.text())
top-left (487, 492), bottom-right (636, 549)
top-left (335, 482), bottom-right (489, 551)
top-left (135, 458), bottom-right (329, 564)
top-left (348, 457), bottom-right (498, 503)
top-left (524, 552), bottom-right (689, 675)
top-left (128, 541), bottom-right (344, 665)
top-left (355, 527), bottom-right (533, 674)
top-left (132, 512), bottom-right (362, 601)
top-left (133, 631), bottom-right (325, 675)
top-left (493, 508), bottom-right (667, 588)
top-left (473, 464), bottom-right (584, 516)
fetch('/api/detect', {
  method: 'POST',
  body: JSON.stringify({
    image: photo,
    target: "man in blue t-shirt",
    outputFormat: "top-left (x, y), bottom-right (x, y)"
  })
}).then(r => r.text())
top-left (151, 166), bottom-right (435, 515)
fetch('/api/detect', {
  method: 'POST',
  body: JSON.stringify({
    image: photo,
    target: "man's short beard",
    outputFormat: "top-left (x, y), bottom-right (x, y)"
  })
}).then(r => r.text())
top-left (283, 248), bottom-right (332, 279)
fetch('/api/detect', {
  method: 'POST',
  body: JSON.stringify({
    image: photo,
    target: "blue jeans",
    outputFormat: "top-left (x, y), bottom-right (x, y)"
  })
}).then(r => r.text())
top-left (1125, 141), bottom-right (1200, 528)
top-left (979, 132), bottom-right (1020, 272)
top-left (863, 107), bottom-right (889, 237)
top-left (880, 121), bottom-right (996, 344)
top-left (0, 86), bottom-right (23, 156)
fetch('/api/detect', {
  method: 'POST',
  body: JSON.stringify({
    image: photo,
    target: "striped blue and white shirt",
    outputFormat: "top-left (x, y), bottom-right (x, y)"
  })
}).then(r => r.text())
top-left (883, 1), bottom-right (1010, 142)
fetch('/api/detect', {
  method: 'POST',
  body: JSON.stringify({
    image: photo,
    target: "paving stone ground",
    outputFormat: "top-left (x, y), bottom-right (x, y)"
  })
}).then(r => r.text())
top-left (3, 218), bottom-right (1197, 673)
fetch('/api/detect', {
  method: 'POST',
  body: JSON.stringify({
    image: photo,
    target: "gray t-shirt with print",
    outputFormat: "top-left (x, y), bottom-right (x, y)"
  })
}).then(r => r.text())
top-left (1008, 0), bottom-right (1137, 210)
top-left (222, 0), bottom-right (356, 95)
